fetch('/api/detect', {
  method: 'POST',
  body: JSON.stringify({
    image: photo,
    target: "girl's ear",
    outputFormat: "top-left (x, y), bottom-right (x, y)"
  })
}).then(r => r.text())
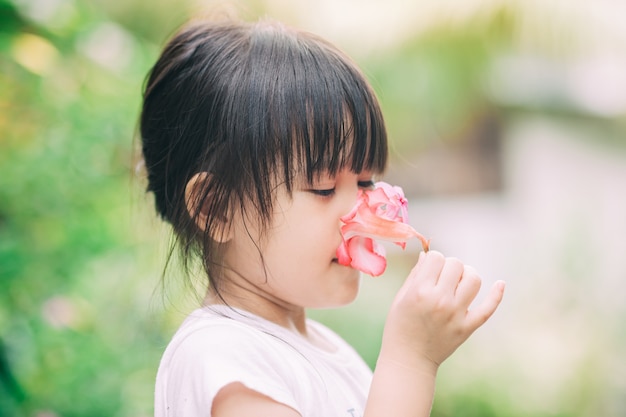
top-left (184, 172), bottom-right (233, 243)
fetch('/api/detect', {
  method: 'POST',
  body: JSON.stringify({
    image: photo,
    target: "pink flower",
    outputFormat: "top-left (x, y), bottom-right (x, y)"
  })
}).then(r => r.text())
top-left (336, 182), bottom-right (430, 276)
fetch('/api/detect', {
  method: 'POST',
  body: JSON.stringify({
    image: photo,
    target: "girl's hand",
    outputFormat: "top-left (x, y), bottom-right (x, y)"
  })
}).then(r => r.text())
top-left (378, 250), bottom-right (505, 375)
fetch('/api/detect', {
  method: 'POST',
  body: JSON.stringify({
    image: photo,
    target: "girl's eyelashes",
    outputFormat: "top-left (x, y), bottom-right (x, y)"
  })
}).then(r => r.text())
top-left (358, 180), bottom-right (375, 189)
top-left (309, 180), bottom-right (374, 198)
top-left (310, 188), bottom-right (335, 197)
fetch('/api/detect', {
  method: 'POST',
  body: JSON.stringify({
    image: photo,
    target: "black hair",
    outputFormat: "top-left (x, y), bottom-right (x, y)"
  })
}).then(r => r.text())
top-left (140, 19), bottom-right (388, 291)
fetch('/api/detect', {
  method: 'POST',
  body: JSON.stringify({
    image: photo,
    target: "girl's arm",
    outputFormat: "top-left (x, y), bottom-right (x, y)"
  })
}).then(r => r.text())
top-left (364, 250), bottom-right (505, 417)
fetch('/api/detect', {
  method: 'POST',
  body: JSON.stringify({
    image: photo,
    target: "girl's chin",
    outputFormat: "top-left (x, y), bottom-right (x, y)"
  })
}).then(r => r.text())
top-left (334, 277), bottom-right (362, 306)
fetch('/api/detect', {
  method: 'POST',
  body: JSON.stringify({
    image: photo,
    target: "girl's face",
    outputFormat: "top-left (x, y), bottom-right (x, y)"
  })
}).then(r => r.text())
top-left (220, 168), bottom-right (375, 312)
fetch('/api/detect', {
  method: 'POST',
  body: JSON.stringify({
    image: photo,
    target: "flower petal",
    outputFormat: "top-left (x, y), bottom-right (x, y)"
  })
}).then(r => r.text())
top-left (372, 182), bottom-right (409, 222)
top-left (346, 237), bottom-right (387, 276)
top-left (336, 239), bottom-right (352, 266)
top-left (336, 181), bottom-right (430, 276)
top-left (341, 203), bottom-right (429, 249)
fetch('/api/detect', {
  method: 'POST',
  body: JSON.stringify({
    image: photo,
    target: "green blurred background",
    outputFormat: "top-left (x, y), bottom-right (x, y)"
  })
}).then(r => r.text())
top-left (1, 0), bottom-right (625, 416)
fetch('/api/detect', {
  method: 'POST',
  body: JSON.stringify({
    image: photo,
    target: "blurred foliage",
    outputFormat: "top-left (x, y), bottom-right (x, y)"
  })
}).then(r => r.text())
top-left (0, 0), bottom-right (190, 415)
top-left (1, 0), bottom-right (624, 416)
top-left (366, 6), bottom-right (515, 152)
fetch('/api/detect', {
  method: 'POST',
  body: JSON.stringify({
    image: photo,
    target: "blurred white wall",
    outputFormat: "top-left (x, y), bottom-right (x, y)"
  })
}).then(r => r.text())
top-left (396, 117), bottom-right (626, 415)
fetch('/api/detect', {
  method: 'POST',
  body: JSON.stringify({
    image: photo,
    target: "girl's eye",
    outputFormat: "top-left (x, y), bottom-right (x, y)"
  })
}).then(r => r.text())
top-left (311, 188), bottom-right (335, 197)
top-left (358, 180), bottom-right (375, 190)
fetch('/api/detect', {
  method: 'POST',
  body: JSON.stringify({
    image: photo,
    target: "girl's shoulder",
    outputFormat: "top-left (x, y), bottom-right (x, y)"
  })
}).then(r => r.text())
top-left (155, 307), bottom-right (306, 416)
top-left (165, 305), bottom-right (360, 363)
top-left (167, 306), bottom-right (283, 352)
top-left (165, 306), bottom-right (314, 354)
top-left (155, 307), bottom-right (373, 417)
top-left (157, 305), bottom-right (365, 397)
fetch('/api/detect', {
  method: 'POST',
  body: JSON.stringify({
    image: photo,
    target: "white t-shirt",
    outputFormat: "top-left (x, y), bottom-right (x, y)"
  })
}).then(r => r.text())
top-left (154, 305), bottom-right (373, 417)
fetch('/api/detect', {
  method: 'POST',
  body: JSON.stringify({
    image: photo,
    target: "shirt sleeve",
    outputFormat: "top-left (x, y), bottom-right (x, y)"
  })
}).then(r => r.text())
top-left (157, 323), bottom-right (302, 417)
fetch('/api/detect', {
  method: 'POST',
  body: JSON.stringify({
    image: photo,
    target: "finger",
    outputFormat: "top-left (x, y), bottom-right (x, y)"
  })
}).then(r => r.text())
top-left (409, 250), bottom-right (445, 287)
top-left (455, 265), bottom-right (482, 309)
top-left (415, 249), bottom-right (427, 268)
top-left (436, 257), bottom-right (464, 292)
top-left (466, 280), bottom-right (505, 330)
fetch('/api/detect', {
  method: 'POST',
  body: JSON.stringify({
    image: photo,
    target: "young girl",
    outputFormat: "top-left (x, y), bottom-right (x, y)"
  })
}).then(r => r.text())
top-left (139, 18), bottom-right (505, 417)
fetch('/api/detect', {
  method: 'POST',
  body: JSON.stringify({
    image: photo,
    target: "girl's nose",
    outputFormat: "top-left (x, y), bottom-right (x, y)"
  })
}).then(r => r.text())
top-left (336, 187), bottom-right (360, 224)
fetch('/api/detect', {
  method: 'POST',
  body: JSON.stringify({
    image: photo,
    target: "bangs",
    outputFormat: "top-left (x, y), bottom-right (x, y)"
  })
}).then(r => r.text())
top-left (277, 30), bottom-right (388, 186)
top-left (224, 22), bottom-right (387, 197)
top-left (289, 96), bottom-right (388, 185)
